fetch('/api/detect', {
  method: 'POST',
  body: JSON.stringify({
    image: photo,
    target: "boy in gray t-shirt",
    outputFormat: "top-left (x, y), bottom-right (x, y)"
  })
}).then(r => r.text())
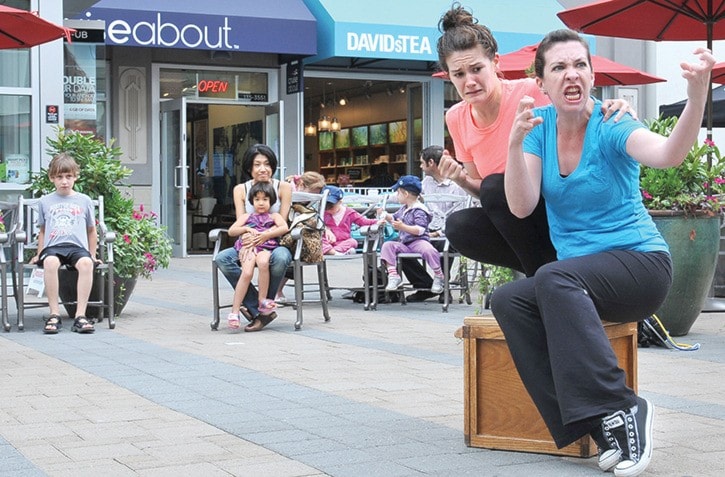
top-left (31, 153), bottom-right (99, 334)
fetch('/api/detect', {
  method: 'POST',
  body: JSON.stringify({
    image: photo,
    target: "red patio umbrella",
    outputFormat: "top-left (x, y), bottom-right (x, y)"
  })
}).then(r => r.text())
top-left (0, 5), bottom-right (74, 49)
top-left (498, 44), bottom-right (666, 86)
top-left (557, 0), bottom-right (725, 47)
top-left (557, 0), bottom-right (725, 163)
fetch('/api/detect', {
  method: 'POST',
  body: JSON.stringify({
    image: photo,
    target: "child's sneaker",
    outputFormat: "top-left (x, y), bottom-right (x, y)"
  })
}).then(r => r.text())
top-left (431, 275), bottom-right (445, 294)
top-left (386, 275), bottom-right (403, 291)
top-left (227, 313), bottom-right (241, 329)
top-left (259, 299), bottom-right (277, 315)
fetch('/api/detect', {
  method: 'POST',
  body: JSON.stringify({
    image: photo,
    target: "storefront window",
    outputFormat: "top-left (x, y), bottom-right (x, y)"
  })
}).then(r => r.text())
top-left (0, 50), bottom-right (30, 88)
top-left (159, 69), bottom-right (269, 102)
top-left (0, 1), bottom-right (32, 187)
top-left (64, 43), bottom-right (108, 138)
top-left (0, 95), bottom-right (31, 184)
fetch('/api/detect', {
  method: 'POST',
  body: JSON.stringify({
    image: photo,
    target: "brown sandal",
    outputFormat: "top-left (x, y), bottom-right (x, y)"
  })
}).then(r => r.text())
top-left (44, 315), bottom-right (61, 334)
top-left (244, 318), bottom-right (264, 332)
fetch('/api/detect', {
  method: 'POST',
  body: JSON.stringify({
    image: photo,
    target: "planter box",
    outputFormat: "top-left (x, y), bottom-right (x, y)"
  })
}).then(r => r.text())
top-left (458, 316), bottom-right (637, 457)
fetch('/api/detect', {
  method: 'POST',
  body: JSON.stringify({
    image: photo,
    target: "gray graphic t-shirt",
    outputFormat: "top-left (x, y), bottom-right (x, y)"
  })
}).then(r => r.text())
top-left (38, 192), bottom-right (94, 249)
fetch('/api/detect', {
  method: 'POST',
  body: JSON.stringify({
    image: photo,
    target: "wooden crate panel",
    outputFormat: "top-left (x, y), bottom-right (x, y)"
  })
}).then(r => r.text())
top-left (461, 316), bottom-right (637, 457)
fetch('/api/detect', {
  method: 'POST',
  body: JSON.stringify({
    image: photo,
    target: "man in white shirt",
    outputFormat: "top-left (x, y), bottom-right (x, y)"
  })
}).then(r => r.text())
top-left (403, 145), bottom-right (472, 302)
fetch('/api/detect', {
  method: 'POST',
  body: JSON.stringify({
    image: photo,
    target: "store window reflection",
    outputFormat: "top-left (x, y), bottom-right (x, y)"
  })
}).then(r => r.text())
top-left (0, 95), bottom-right (31, 184)
top-left (0, 50), bottom-right (30, 88)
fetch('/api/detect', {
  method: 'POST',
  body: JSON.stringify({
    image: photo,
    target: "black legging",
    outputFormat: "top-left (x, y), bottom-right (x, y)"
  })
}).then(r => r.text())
top-left (445, 173), bottom-right (557, 277)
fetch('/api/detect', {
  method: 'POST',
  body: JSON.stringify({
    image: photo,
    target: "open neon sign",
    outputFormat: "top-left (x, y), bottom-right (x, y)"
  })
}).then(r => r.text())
top-left (197, 80), bottom-right (229, 93)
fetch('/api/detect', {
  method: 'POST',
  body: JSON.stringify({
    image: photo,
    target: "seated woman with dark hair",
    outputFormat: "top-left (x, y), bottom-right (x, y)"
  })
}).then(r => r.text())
top-left (214, 144), bottom-right (293, 332)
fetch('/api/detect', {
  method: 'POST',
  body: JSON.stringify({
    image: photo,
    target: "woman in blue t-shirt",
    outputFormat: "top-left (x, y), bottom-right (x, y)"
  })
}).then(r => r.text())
top-left (493, 29), bottom-right (715, 477)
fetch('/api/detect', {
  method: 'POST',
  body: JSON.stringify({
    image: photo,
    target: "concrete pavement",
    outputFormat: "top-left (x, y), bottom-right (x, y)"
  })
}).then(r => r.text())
top-left (1, 256), bottom-right (724, 476)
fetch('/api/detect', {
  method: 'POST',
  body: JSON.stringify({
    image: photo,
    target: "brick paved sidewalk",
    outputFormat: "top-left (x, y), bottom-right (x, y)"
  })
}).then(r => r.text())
top-left (1, 256), bottom-right (724, 476)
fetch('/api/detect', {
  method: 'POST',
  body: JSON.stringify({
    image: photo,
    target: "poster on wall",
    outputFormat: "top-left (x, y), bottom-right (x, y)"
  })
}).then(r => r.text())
top-left (64, 44), bottom-right (97, 135)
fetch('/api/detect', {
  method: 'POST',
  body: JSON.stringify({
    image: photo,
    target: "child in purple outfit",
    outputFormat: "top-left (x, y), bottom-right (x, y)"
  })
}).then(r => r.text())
top-left (378, 175), bottom-right (444, 294)
top-left (322, 185), bottom-right (379, 255)
top-left (227, 182), bottom-right (288, 331)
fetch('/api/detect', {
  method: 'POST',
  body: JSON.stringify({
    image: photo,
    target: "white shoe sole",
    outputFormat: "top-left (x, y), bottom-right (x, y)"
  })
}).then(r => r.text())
top-left (599, 448), bottom-right (622, 472)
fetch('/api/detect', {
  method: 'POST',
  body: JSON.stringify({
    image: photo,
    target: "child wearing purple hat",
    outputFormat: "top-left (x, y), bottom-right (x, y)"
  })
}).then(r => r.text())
top-left (378, 175), bottom-right (444, 293)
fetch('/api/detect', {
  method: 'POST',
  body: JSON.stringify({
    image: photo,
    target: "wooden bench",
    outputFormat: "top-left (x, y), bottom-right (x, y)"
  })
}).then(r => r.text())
top-left (457, 316), bottom-right (637, 457)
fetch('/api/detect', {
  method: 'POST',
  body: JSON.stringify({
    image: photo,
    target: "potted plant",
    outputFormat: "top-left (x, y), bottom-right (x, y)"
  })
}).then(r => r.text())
top-left (640, 115), bottom-right (725, 336)
top-left (27, 127), bottom-right (173, 316)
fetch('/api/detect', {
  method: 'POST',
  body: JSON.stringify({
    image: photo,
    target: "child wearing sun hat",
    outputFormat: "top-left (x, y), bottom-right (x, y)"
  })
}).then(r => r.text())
top-left (377, 175), bottom-right (445, 293)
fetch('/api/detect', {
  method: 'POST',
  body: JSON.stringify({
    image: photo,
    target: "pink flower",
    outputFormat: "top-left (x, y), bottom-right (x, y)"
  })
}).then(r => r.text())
top-left (642, 190), bottom-right (653, 199)
top-left (123, 234), bottom-right (131, 244)
top-left (715, 177), bottom-right (725, 185)
top-left (705, 138), bottom-right (716, 148)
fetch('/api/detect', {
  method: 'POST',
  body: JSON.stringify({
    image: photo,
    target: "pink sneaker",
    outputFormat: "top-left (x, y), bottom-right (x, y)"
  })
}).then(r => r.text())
top-left (227, 313), bottom-right (241, 329)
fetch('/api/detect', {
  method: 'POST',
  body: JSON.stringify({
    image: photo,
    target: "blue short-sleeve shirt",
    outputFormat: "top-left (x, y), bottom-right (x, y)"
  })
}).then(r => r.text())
top-left (523, 99), bottom-right (669, 260)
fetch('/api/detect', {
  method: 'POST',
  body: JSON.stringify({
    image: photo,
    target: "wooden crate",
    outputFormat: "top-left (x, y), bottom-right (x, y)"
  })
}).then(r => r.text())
top-left (459, 316), bottom-right (637, 457)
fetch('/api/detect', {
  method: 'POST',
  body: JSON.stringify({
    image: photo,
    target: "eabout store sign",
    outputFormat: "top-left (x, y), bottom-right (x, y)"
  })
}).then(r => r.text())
top-left (83, 1), bottom-right (317, 55)
top-left (107, 14), bottom-right (237, 49)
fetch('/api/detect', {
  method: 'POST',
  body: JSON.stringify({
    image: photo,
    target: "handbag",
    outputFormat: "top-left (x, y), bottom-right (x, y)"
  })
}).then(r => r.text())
top-left (279, 203), bottom-right (324, 263)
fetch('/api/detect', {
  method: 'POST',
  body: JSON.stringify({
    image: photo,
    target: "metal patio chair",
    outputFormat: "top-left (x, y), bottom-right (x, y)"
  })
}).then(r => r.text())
top-left (13, 195), bottom-right (116, 331)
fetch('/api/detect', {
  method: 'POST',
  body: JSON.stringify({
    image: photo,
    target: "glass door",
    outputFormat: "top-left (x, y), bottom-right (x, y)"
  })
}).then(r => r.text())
top-left (160, 98), bottom-right (188, 257)
top-left (264, 101), bottom-right (284, 178)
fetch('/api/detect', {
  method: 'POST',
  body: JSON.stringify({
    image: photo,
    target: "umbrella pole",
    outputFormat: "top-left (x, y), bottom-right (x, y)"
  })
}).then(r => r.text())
top-left (707, 23), bottom-right (714, 171)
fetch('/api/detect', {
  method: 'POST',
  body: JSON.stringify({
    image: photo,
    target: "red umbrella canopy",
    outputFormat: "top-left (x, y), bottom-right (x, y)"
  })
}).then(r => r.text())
top-left (498, 44), bottom-right (666, 86)
top-left (0, 5), bottom-right (73, 49)
top-left (557, 0), bottom-right (725, 47)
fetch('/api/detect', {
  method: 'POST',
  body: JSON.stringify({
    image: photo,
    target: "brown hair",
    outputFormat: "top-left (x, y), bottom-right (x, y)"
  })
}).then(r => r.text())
top-left (437, 2), bottom-right (498, 72)
top-left (48, 152), bottom-right (80, 178)
top-left (534, 29), bottom-right (592, 79)
top-left (288, 171), bottom-right (326, 193)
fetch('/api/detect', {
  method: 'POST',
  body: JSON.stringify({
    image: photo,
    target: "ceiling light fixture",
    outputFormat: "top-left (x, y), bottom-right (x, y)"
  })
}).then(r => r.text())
top-left (329, 84), bottom-right (341, 132)
top-left (318, 115), bottom-right (331, 132)
top-left (304, 121), bottom-right (317, 136)
top-left (304, 101), bottom-right (317, 136)
top-left (318, 82), bottom-right (331, 131)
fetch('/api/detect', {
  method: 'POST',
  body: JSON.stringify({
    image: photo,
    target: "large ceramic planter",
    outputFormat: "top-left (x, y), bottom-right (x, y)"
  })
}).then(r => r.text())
top-left (650, 211), bottom-right (721, 336)
top-left (59, 269), bottom-right (138, 319)
top-left (713, 234), bottom-right (725, 297)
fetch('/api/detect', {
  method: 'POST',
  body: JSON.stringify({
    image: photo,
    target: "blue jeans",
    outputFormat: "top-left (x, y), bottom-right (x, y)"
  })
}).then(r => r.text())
top-left (214, 246), bottom-right (292, 317)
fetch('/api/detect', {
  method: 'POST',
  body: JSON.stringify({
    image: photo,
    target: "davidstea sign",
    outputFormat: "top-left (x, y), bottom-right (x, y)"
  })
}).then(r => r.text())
top-left (335, 24), bottom-right (438, 61)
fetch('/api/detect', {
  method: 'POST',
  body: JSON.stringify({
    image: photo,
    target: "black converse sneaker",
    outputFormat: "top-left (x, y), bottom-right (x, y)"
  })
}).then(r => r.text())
top-left (590, 422), bottom-right (622, 471)
top-left (600, 396), bottom-right (655, 477)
